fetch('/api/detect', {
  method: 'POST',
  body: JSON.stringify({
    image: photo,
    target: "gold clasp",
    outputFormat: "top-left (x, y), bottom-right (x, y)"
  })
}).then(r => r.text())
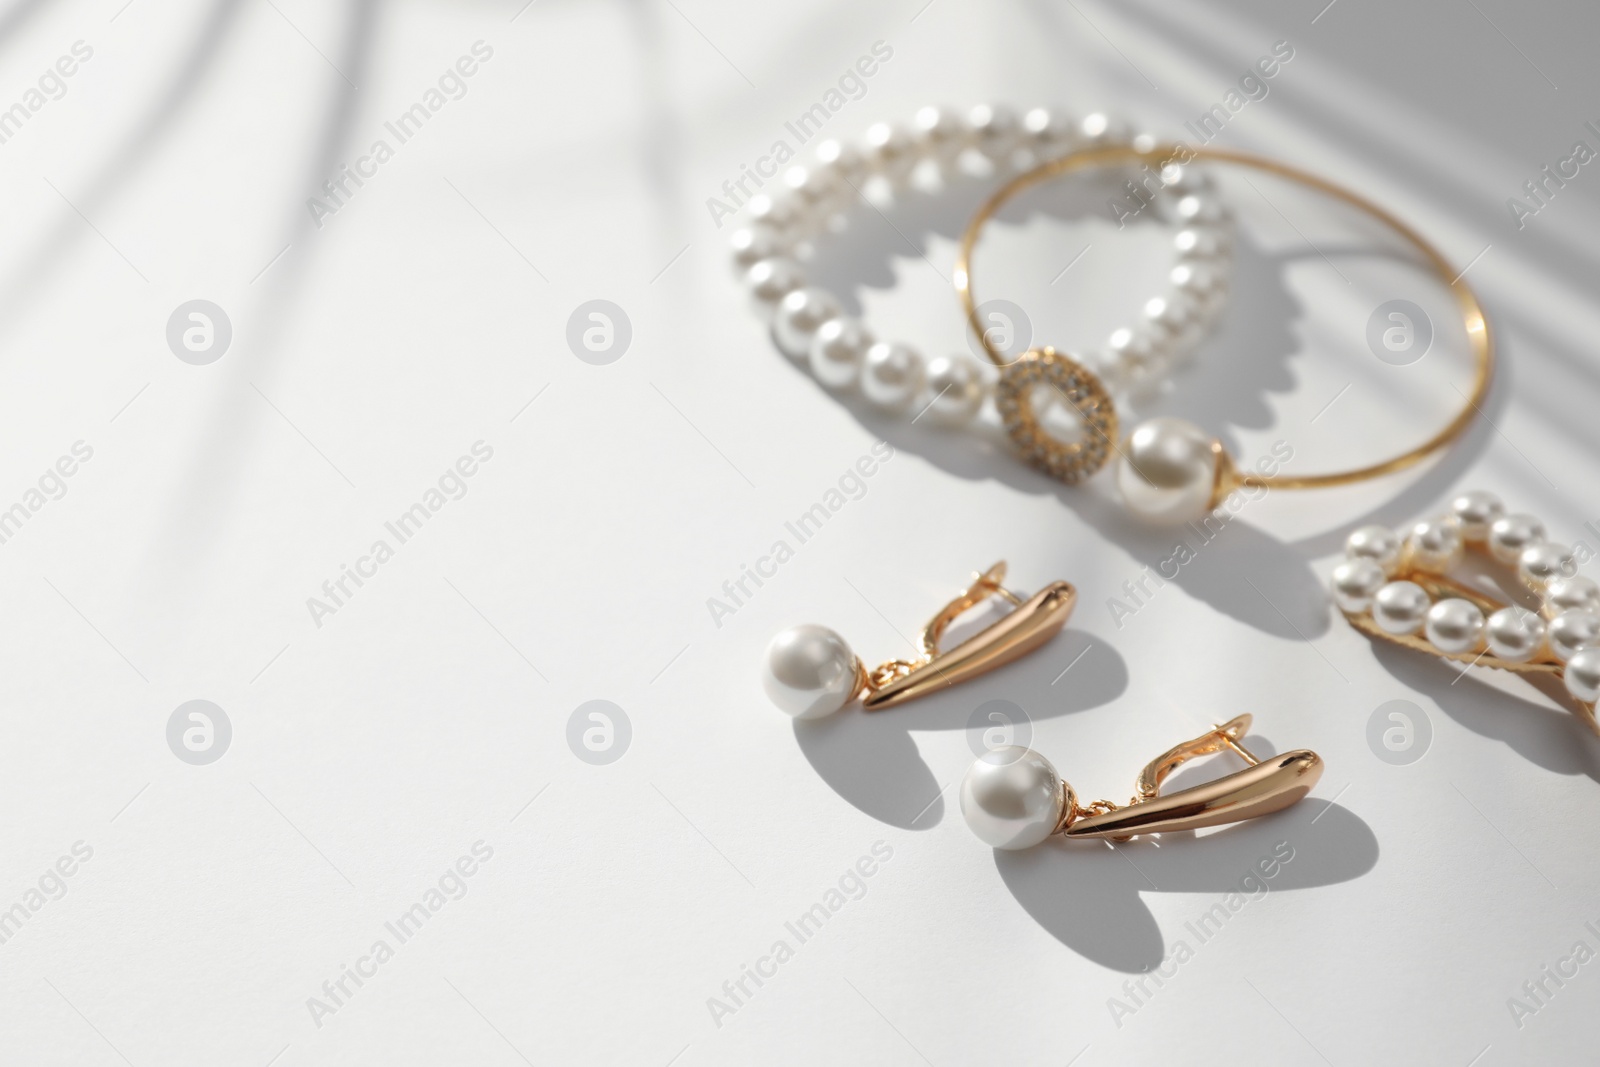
top-left (1063, 714), bottom-right (1323, 841)
top-left (861, 562), bottom-right (1076, 710)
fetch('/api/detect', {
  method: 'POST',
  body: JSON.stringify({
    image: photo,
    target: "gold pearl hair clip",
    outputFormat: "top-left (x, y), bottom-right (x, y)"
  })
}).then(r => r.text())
top-left (1331, 490), bottom-right (1600, 732)
top-left (760, 562), bottom-right (1075, 718)
top-left (961, 714), bottom-right (1324, 850)
top-left (954, 143), bottom-right (1494, 525)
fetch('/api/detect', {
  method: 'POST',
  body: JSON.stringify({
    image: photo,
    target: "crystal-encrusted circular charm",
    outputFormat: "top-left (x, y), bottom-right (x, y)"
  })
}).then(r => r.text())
top-left (993, 348), bottom-right (1117, 484)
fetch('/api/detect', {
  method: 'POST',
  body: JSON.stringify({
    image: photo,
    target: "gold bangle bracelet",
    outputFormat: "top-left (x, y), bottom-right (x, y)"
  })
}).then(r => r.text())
top-left (953, 143), bottom-right (1494, 523)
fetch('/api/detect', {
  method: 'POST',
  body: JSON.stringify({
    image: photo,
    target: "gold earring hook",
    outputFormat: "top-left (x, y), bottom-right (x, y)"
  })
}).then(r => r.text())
top-left (1060, 714), bottom-right (1323, 841)
top-left (860, 562), bottom-right (1076, 710)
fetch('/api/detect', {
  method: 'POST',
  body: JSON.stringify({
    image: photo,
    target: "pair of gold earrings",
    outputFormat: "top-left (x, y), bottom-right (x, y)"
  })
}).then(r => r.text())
top-left (761, 562), bottom-right (1324, 851)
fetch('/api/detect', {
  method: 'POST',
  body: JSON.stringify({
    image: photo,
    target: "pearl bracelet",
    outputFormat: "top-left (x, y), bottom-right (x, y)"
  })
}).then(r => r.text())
top-left (1331, 489), bottom-right (1600, 716)
top-left (731, 105), bottom-right (1236, 427)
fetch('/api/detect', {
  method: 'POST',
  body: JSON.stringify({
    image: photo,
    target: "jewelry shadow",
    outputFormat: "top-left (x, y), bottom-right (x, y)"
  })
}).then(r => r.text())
top-left (995, 760), bottom-right (1378, 972)
top-left (802, 176), bottom-right (1340, 640)
top-left (1368, 640), bottom-right (1600, 783)
top-left (793, 627), bottom-right (1127, 829)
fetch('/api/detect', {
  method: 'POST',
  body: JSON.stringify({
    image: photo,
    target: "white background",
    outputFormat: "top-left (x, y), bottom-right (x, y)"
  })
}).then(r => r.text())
top-left (0, 0), bottom-right (1597, 1063)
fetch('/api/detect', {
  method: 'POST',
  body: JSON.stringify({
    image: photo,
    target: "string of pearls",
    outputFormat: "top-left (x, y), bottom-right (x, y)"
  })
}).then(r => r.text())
top-left (731, 105), bottom-right (1236, 425)
top-left (1330, 489), bottom-right (1600, 706)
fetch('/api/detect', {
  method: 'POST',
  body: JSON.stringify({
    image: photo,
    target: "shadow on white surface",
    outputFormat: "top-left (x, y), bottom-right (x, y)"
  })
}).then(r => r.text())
top-left (995, 792), bottom-right (1378, 972)
top-left (1371, 641), bottom-right (1600, 783)
top-left (792, 627), bottom-right (1126, 828)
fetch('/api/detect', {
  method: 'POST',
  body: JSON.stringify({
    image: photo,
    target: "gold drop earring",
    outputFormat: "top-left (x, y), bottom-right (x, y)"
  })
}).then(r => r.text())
top-left (761, 562), bottom-right (1075, 718)
top-left (960, 714), bottom-right (1324, 850)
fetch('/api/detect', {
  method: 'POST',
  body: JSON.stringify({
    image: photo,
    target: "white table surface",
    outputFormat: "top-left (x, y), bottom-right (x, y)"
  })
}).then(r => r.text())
top-left (1, 0), bottom-right (1597, 1063)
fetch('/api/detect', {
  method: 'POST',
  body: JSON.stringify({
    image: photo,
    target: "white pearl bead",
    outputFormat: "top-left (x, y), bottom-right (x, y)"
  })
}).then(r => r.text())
top-left (746, 257), bottom-right (805, 316)
top-left (967, 103), bottom-right (1019, 162)
top-left (1425, 598), bottom-right (1486, 655)
top-left (1488, 513), bottom-right (1546, 564)
top-left (1143, 293), bottom-right (1203, 351)
top-left (862, 121), bottom-right (916, 179)
top-left (1167, 193), bottom-right (1227, 227)
top-left (921, 354), bottom-right (986, 425)
top-left (1407, 517), bottom-right (1463, 572)
top-left (1547, 576), bottom-right (1600, 615)
top-left (960, 746), bottom-right (1065, 850)
top-left (1564, 647), bottom-right (1600, 703)
top-left (772, 287), bottom-right (842, 360)
top-left (1106, 326), bottom-right (1170, 384)
top-left (1486, 607), bottom-right (1546, 662)
top-left (1078, 112), bottom-right (1130, 144)
top-left (1547, 610), bottom-right (1600, 662)
top-left (745, 192), bottom-right (798, 232)
top-left (730, 225), bottom-right (784, 274)
top-left (1449, 490), bottom-right (1505, 543)
top-left (1159, 162), bottom-right (1212, 197)
top-left (813, 138), bottom-right (867, 184)
top-left (1021, 106), bottom-right (1076, 153)
top-left (761, 625), bottom-right (859, 719)
top-left (809, 317), bottom-right (873, 389)
top-left (861, 342), bottom-right (924, 409)
top-left (1330, 558), bottom-right (1387, 614)
top-left (1518, 541), bottom-right (1575, 590)
top-left (910, 106), bottom-right (969, 163)
top-left (1116, 417), bottom-right (1220, 525)
top-left (1372, 581), bottom-right (1431, 635)
top-left (1174, 226), bottom-right (1231, 261)
top-left (1345, 525), bottom-right (1402, 575)
top-left (781, 164), bottom-right (841, 212)
top-left (1169, 261), bottom-right (1226, 305)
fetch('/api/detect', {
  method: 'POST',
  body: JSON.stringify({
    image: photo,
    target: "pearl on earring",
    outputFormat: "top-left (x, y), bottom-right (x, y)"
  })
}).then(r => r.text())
top-left (960, 746), bottom-right (1065, 850)
top-left (761, 625), bottom-right (860, 719)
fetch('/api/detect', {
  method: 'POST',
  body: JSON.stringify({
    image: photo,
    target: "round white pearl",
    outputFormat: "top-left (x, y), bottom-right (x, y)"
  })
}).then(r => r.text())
top-left (1425, 598), bottom-right (1486, 655)
top-left (1116, 418), bottom-right (1219, 524)
top-left (782, 164), bottom-right (841, 209)
top-left (1564, 648), bottom-right (1600, 703)
top-left (1547, 610), bottom-right (1600, 662)
top-left (1345, 525), bottom-right (1403, 575)
top-left (1449, 490), bottom-right (1505, 543)
top-left (960, 746), bottom-right (1065, 850)
top-left (1021, 106), bottom-right (1076, 152)
top-left (730, 225), bottom-right (784, 274)
top-left (761, 625), bottom-right (859, 719)
top-left (862, 121), bottom-right (916, 179)
top-left (1078, 112), bottom-right (1129, 144)
top-left (813, 138), bottom-right (867, 184)
top-left (745, 192), bottom-right (797, 232)
top-left (809, 317), bottom-right (873, 389)
top-left (967, 103), bottom-right (1019, 162)
top-left (772, 287), bottom-right (842, 360)
top-left (1106, 326), bottom-right (1170, 385)
top-left (1174, 226), bottom-right (1231, 261)
top-left (1546, 576), bottom-right (1600, 615)
top-left (861, 342), bottom-right (924, 409)
top-left (1143, 293), bottom-right (1203, 350)
top-left (1168, 192), bottom-right (1227, 226)
top-left (1159, 162), bottom-right (1212, 197)
top-left (1407, 517), bottom-right (1463, 572)
top-left (746, 257), bottom-right (805, 316)
top-left (1518, 541), bottom-right (1575, 590)
top-left (910, 105), bottom-right (969, 163)
top-left (922, 353), bottom-right (986, 425)
top-left (1487, 607), bottom-right (1546, 662)
top-left (1372, 581), bottom-right (1431, 635)
top-left (1488, 513), bottom-right (1546, 564)
top-left (1170, 261), bottom-right (1226, 306)
top-left (1330, 558), bottom-right (1387, 614)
